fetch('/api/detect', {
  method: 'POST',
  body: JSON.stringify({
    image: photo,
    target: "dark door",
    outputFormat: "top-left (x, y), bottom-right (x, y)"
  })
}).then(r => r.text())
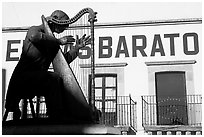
top-left (89, 74), bottom-right (117, 125)
top-left (155, 71), bottom-right (188, 125)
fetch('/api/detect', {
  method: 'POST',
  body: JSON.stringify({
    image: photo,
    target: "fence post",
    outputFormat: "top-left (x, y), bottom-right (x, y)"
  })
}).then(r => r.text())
top-left (141, 96), bottom-right (144, 126)
top-left (129, 94), bottom-right (132, 127)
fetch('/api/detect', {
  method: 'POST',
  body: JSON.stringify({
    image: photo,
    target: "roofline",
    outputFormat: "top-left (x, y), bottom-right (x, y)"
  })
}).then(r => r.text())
top-left (2, 18), bottom-right (202, 33)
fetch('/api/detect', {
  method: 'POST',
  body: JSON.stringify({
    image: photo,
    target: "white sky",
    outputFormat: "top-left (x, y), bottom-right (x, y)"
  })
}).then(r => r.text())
top-left (2, 1), bottom-right (202, 27)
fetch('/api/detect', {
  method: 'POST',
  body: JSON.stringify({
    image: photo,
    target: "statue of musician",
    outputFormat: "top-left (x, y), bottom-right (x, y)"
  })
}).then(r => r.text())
top-left (4, 10), bottom-right (94, 123)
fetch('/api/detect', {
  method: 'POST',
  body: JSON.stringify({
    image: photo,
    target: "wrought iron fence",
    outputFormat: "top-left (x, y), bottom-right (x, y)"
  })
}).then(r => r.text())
top-left (94, 96), bottom-right (137, 131)
top-left (141, 95), bottom-right (202, 126)
top-left (14, 96), bottom-right (137, 131)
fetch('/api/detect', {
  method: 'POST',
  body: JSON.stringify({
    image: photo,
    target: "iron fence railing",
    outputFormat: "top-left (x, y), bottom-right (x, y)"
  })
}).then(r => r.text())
top-left (94, 96), bottom-right (137, 131)
top-left (142, 95), bottom-right (202, 126)
top-left (9, 96), bottom-right (137, 131)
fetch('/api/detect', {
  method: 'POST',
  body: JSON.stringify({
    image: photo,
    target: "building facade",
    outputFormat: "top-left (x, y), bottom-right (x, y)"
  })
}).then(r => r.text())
top-left (2, 18), bottom-right (202, 135)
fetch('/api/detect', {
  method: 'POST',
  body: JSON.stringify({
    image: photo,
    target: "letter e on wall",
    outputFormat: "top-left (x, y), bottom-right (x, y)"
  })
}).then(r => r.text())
top-left (6, 40), bottom-right (21, 61)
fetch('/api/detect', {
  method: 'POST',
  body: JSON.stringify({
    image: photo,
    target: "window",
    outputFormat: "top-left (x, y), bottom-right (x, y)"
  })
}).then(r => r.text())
top-left (89, 74), bottom-right (117, 125)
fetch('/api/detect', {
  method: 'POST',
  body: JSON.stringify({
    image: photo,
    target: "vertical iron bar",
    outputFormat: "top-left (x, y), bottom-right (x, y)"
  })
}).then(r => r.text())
top-left (129, 94), bottom-right (132, 127)
top-left (91, 21), bottom-right (95, 111)
top-left (190, 95), bottom-right (193, 125)
top-left (115, 77), bottom-right (118, 125)
top-left (88, 15), bottom-right (96, 112)
top-left (127, 98), bottom-right (128, 125)
top-left (150, 96), bottom-right (152, 125)
top-left (102, 77), bottom-right (105, 124)
top-left (142, 96), bottom-right (144, 126)
top-left (153, 95), bottom-right (155, 125)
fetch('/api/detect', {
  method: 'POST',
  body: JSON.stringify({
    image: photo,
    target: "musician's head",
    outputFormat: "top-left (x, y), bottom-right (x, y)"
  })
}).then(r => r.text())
top-left (48, 10), bottom-right (69, 34)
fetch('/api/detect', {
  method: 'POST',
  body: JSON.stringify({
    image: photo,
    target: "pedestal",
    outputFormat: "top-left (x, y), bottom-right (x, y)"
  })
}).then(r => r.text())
top-left (3, 123), bottom-right (121, 135)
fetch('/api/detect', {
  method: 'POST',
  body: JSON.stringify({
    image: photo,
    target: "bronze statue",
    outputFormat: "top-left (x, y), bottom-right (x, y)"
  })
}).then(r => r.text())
top-left (4, 9), bottom-right (96, 123)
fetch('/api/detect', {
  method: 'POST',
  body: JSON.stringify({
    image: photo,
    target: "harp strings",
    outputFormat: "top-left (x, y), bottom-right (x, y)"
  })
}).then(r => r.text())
top-left (55, 13), bottom-right (91, 98)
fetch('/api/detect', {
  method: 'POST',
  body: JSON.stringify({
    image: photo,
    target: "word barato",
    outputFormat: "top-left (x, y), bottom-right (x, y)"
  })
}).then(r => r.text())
top-left (6, 32), bottom-right (199, 61)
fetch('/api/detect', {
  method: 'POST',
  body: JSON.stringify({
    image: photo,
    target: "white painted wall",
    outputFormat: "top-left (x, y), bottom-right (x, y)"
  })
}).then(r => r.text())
top-left (2, 20), bottom-right (202, 132)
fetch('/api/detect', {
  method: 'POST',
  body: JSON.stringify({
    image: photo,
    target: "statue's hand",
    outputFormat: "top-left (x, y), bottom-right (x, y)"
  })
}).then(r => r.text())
top-left (75, 34), bottom-right (91, 50)
top-left (59, 35), bottom-right (75, 45)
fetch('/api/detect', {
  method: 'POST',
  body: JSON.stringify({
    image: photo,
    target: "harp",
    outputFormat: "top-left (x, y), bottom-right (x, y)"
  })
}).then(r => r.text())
top-left (41, 8), bottom-right (97, 118)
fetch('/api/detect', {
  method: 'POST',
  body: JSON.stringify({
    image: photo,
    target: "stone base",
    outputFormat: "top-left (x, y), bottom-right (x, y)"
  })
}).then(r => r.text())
top-left (2, 119), bottom-right (121, 135)
top-left (144, 125), bottom-right (202, 135)
top-left (115, 125), bottom-right (137, 135)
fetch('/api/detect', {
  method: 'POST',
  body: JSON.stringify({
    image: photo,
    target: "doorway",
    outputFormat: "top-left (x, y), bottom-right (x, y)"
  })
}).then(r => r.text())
top-left (155, 71), bottom-right (188, 125)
